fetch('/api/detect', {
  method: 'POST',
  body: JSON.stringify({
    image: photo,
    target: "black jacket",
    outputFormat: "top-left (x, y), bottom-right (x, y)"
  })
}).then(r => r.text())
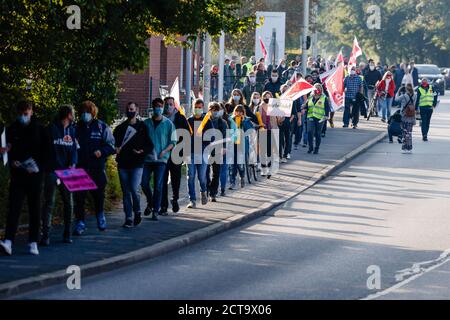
top-left (363, 69), bottom-right (382, 87)
top-left (76, 119), bottom-right (115, 170)
top-left (263, 79), bottom-right (282, 97)
top-left (113, 119), bottom-right (153, 169)
top-left (6, 117), bottom-right (47, 179)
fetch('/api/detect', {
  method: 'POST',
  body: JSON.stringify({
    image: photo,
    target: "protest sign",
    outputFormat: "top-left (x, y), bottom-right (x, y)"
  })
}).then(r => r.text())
top-left (55, 168), bottom-right (98, 192)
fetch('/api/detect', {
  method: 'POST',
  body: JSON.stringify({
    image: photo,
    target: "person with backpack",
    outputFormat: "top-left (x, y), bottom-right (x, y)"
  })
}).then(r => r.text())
top-left (395, 84), bottom-right (417, 153)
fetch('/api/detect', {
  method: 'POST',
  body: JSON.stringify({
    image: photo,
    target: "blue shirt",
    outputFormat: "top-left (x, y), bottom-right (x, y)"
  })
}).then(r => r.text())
top-left (144, 116), bottom-right (177, 164)
top-left (344, 75), bottom-right (363, 99)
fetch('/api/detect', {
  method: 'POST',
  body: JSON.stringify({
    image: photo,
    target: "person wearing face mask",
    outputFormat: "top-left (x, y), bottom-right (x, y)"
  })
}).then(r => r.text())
top-left (224, 58), bottom-right (235, 100)
top-left (40, 105), bottom-right (78, 246)
top-left (186, 99), bottom-right (209, 208)
top-left (276, 59), bottom-right (287, 79)
top-left (204, 102), bottom-right (228, 202)
top-left (257, 91), bottom-right (279, 177)
top-left (141, 98), bottom-right (177, 221)
top-left (415, 78), bottom-right (438, 142)
top-left (395, 84), bottom-right (417, 153)
top-left (160, 96), bottom-right (190, 215)
top-left (263, 70), bottom-right (282, 97)
top-left (343, 67), bottom-right (363, 128)
top-left (227, 89), bottom-right (246, 114)
top-left (242, 72), bottom-right (264, 105)
top-left (302, 84), bottom-right (330, 154)
top-left (0, 101), bottom-right (47, 256)
top-left (246, 92), bottom-right (262, 124)
top-left (113, 102), bottom-right (153, 228)
top-left (229, 105), bottom-right (255, 189)
top-left (210, 65), bottom-right (219, 101)
top-left (73, 100), bottom-right (116, 236)
top-left (376, 71), bottom-right (396, 122)
top-left (364, 59), bottom-right (383, 116)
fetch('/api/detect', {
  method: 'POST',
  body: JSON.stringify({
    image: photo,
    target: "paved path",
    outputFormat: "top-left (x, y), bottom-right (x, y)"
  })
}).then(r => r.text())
top-left (0, 112), bottom-right (384, 291)
top-left (14, 92), bottom-right (450, 300)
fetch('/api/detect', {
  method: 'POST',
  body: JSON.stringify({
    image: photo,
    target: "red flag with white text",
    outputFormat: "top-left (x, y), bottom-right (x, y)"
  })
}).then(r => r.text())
top-left (325, 64), bottom-right (345, 112)
top-left (281, 78), bottom-right (315, 101)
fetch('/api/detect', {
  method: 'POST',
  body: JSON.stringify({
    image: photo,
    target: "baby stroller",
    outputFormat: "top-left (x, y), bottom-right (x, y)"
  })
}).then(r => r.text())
top-left (387, 109), bottom-right (403, 144)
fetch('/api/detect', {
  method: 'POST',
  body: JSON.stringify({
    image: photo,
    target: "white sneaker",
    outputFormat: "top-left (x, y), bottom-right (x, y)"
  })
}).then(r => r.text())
top-left (287, 154), bottom-right (291, 159)
top-left (29, 242), bottom-right (39, 255)
top-left (0, 240), bottom-right (12, 256)
top-left (281, 158), bottom-right (288, 163)
top-left (261, 167), bottom-right (268, 176)
top-left (402, 150), bottom-right (408, 154)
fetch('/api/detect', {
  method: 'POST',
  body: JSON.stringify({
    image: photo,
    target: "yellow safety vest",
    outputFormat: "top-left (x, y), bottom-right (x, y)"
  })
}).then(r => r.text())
top-left (418, 86), bottom-right (434, 107)
top-left (307, 95), bottom-right (326, 120)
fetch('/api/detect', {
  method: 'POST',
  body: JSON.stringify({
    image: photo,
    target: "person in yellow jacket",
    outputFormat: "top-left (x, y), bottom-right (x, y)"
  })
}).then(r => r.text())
top-left (302, 84), bottom-right (331, 154)
top-left (415, 78), bottom-right (438, 141)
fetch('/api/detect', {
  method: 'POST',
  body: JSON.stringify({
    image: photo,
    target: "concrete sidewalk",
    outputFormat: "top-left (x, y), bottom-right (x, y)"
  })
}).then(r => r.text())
top-left (0, 114), bottom-right (386, 297)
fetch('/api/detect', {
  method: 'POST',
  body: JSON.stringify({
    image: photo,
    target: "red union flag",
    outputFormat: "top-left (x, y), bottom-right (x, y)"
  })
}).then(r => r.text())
top-left (335, 50), bottom-right (344, 66)
top-left (280, 78), bottom-right (315, 101)
top-left (325, 64), bottom-right (345, 111)
top-left (259, 37), bottom-right (267, 61)
top-left (348, 37), bottom-right (362, 71)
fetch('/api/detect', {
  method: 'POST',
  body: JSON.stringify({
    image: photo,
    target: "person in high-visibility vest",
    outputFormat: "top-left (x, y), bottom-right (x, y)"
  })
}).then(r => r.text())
top-left (415, 78), bottom-right (438, 141)
top-left (302, 84), bottom-right (331, 154)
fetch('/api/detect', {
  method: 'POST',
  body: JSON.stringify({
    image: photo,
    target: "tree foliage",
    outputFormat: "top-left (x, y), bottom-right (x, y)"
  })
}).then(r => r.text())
top-left (317, 0), bottom-right (450, 66)
top-left (0, 0), bottom-right (254, 125)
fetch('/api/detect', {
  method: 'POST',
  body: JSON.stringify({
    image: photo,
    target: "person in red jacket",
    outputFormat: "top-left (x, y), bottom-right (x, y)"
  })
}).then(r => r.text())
top-left (376, 71), bottom-right (396, 122)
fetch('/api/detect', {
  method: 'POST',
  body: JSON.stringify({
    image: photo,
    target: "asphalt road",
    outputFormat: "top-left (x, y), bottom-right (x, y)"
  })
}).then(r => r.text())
top-left (16, 92), bottom-right (450, 300)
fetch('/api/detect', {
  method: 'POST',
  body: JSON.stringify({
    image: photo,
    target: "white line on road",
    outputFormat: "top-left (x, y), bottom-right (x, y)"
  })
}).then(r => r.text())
top-left (362, 249), bottom-right (450, 300)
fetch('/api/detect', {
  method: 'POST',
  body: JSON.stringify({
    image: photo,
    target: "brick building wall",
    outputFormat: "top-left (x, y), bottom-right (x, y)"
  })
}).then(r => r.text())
top-left (118, 36), bottom-right (203, 116)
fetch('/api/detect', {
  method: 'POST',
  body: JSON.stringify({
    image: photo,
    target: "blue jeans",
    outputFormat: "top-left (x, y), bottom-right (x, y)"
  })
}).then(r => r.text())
top-left (307, 118), bottom-right (324, 150)
top-left (187, 163), bottom-right (208, 201)
top-left (230, 164), bottom-right (245, 185)
top-left (220, 157), bottom-right (228, 192)
top-left (343, 98), bottom-right (356, 126)
top-left (378, 97), bottom-right (393, 120)
top-left (302, 113), bottom-right (308, 144)
top-left (119, 168), bottom-right (143, 221)
top-left (420, 107), bottom-right (433, 138)
top-left (141, 162), bottom-right (167, 214)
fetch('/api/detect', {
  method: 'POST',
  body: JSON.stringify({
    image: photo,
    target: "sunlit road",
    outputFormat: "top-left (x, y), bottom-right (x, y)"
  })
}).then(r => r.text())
top-left (17, 92), bottom-right (450, 300)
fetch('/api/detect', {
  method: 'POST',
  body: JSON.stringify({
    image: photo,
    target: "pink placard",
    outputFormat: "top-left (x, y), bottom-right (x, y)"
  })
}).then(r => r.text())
top-left (55, 168), bottom-right (98, 192)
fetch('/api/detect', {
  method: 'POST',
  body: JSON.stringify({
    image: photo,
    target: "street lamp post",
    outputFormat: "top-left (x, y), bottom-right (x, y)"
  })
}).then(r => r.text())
top-left (302, 0), bottom-right (310, 75)
top-left (203, 33), bottom-right (212, 109)
top-left (218, 31), bottom-right (225, 103)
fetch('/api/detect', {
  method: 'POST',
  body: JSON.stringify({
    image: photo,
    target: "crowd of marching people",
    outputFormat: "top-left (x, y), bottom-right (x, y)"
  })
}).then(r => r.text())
top-left (0, 53), bottom-right (438, 256)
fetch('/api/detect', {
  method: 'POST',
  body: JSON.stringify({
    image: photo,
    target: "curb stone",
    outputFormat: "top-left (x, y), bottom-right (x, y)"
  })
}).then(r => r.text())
top-left (0, 131), bottom-right (387, 299)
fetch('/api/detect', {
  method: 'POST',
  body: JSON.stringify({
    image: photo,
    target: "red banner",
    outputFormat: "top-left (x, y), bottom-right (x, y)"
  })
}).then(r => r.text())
top-left (324, 64), bottom-right (345, 112)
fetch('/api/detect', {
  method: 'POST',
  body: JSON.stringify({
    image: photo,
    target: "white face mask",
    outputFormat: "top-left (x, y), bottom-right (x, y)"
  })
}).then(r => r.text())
top-left (369, 65), bottom-right (375, 71)
top-left (350, 70), bottom-right (356, 76)
top-left (252, 98), bottom-right (260, 105)
top-left (271, 76), bottom-right (278, 82)
top-left (249, 76), bottom-right (256, 84)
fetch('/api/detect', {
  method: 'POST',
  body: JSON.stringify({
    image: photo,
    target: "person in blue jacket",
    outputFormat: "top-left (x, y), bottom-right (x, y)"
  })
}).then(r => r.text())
top-left (73, 101), bottom-right (115, 235)
top-left (229, 104), bottom-right (255, 189)
top-left (40, 105), bottom-right (78, 245)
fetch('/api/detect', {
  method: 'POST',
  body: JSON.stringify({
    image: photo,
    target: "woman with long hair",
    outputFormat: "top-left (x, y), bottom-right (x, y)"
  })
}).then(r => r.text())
top-left (226, 88), bottom-right (246, 114)
top-left (257, 91), bottom-right (279, 177)
top-left (376, 71), bottom-right (396, 122)
top-left (395, 83), bottom-right (417, 153)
